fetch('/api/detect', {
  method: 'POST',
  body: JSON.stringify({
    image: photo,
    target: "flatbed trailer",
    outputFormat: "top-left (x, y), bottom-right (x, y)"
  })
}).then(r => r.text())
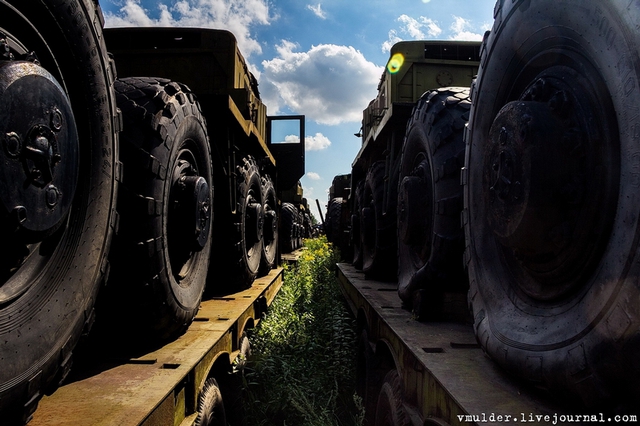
top-left (336, 263), bottom-right (571, 426)
top-left (28, 267), bottom-right (284, 426)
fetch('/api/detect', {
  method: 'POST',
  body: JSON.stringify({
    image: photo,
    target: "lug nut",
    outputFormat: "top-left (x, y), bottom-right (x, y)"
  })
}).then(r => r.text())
top-left (50, 108), bottom-right (63, 131)
top-left (46, 185), bottom-right (60, 208)
top-left (3, 132), bottom-right (22, 158)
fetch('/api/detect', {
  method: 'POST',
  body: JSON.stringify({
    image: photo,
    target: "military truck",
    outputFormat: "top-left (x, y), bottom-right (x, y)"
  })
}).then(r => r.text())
top-left (330, 0), bottom-right (640, 418)
top-left (343, 39), bottom-right (480, 286)
top-left (324, 173), bottom-right (351, 255)
top-left (0, 1), bottom-right (304, 423)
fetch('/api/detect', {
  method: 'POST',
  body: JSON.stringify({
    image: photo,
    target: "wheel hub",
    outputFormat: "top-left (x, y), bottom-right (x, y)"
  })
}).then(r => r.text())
top-left (484, 72), bottom-right (618, 300)
top-left (485, 100), bottom-right (567, 256)
top-left (0, 60), bottom-right (78, 236)
top-left (187, 175), bottom-right (211, 250)
top-left (246, 198), bottom-right (263, 243)
top-left (171, 160), bottom-right (211, 252)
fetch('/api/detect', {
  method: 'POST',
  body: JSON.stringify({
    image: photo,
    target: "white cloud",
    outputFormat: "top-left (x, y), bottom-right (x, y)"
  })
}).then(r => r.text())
top-left (422, 0), bottom-right (432, 2)
top-left (277, 134), bottom-right (301, 143)
top-left (382, 15), bottom-right (442, 52)
top-left (274, 133), bottom-right (331, 151)
top-left (307, 4), bottom-right (327, 19)
top-left (305, 186), bottom-right (315, 198)
top-left (306, 133), bottom-right (332, 151)
top-left (104, 0), bottom-right (270, 57)
top-left (381, 29), bottom-right (403, 53)
top-left (306, 172), bottom-right (321, 180)
top-left (449, 16), bottom-right (484, 41)
top-left (382, 14), bottom-right (485, 51)
top-left (261, 41), bottom-right (383, 125)
top-left (399, 15), bottom-right (441, 39)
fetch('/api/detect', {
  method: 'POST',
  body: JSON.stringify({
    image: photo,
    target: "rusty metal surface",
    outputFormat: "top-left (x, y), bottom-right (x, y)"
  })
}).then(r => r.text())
top-left (280, 247), bottom-right (304, 264)
top-left (29, 268), bottom-right (283, 426)
top-left (336, 263), bottom-right (563, 426)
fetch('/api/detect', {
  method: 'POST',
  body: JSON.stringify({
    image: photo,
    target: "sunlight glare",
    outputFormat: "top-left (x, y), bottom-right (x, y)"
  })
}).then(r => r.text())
top-left (387, 53), bottom-right (405, 74)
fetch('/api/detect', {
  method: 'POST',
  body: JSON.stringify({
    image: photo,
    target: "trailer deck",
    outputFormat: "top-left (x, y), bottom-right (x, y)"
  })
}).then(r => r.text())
top-left (336, 263), bottom-right (565, 426)
top-left (29, 267), bottom-right (284, 426)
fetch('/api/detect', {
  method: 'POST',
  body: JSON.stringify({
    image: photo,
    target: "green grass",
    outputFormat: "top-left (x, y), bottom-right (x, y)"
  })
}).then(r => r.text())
top-left (243, 237), bottom-right (364, 426)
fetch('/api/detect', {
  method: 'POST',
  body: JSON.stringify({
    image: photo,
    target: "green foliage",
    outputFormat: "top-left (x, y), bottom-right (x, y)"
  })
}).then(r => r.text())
top-left (243, 237), bottom-right (363, 426)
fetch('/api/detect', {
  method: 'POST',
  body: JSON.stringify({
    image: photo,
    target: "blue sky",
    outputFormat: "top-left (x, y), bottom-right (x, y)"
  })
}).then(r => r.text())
top-left (100, 0), bottom-right (496, 220)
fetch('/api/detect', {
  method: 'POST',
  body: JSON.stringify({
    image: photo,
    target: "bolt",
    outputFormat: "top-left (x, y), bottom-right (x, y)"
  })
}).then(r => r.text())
top-left (24, 51), bottom-right (39, 64)
top-left (12, 206), bottom-right (27, 224)
top-left (499, 127), bottom-right (508, 145)
top-left (530, 78), bottom-right (547, 101)
top-left (548, 90), bottom-right (570, 116)
top-left (46, 185), bottom-right (60, 208)
top-left (0, 36), bottom-right (12, 60)
top-left (3, 132), bottom-right (22, 158)
top-left (31, 168), bottom-right (42, 180)
top-left (50, 108), bottom-right (63, 131)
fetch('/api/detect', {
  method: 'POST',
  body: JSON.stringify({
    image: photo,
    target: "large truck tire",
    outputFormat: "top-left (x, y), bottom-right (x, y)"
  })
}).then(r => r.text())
top-left (326, 197), bottom-right (343, 245)
top-left (296, 210), bottom-right (303, 249)
top-left (362, 162), bottom-right (396, 279)
top-left (352, 181), bottom-right (364, 269)
top-left (103, 77), bottom-right (212, 341)
top-left (0, 0), bottom-right (119, 423)
top-left (259, 174), bottom-right (277, 274)
top-left (279, 202), bottom-right (297, 253)
top-left (195, 378), bottom-right (227, 426)
top-left (374, 370), bottom-right (409, 426)
top-left (230, 156), bottom-right (263, 288)
top-left (397, 88), bottom-right (469, 318)
top-left (464, 0), bottom-right (640, 409)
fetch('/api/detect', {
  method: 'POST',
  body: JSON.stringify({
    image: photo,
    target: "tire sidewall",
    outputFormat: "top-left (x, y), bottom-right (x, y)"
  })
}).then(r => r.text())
top-left (238, 159), bottom-right (263, 278)
top-left (0, 0), bottom-right (117, 417)
top-left (397, 101), bottom-right (434, 299)
top-left (466, 0), bottom-right (640, 402)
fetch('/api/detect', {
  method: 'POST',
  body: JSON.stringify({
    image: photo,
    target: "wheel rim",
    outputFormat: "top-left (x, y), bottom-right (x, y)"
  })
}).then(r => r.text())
top-left (0, 26), bottom-right (78, 303)
top-left (482, 49), bottom-right (619, 302)
top-left (261, 177), bottom-right (277, 267)
top-left (168, 144), bottom-right (211, 281)
top-left (244, 177), bottom-right (263, 272)
top-left (263, 208), bottom-right (277, 246)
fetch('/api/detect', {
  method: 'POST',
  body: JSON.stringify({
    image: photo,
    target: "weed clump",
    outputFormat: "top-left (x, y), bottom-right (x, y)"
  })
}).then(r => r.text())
top-left (244, 237), bottom-right (362, 426)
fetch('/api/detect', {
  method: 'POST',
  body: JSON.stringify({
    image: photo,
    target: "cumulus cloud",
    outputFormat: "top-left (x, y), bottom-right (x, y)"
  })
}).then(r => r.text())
top-left (382, 14), bottom-right (485, 51)
top-left (275, 133), bottom-right (331, 151)
top-left (382, 15), bottom-right (442, 52)
top-left (306, 172), bottom-right (321, 180)
top-left (104, 0), bottom-right (270, 57)
top-left (306, 133), bottom-right (332, 151)
top-left (276, 135), bottom-right (302, 143)
top-left (449, 15), bottom-right (484, 41)
top-left (307, 4), bottom-right (327, 19)
top-left (381, 29), bottom-right (403, 54)
top-left (261, 41), bottom-right (383, 125)
top-left (400, 15), bottom-right (441, 39)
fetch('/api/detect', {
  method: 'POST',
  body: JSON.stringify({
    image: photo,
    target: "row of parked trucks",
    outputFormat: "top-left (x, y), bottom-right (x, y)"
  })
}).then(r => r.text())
top-left (3, 0), bottom-right (640, 424)
top-left (327, 0), bottom-right (640, 423)
top-left (0, 0), bottom-right (312, 424)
